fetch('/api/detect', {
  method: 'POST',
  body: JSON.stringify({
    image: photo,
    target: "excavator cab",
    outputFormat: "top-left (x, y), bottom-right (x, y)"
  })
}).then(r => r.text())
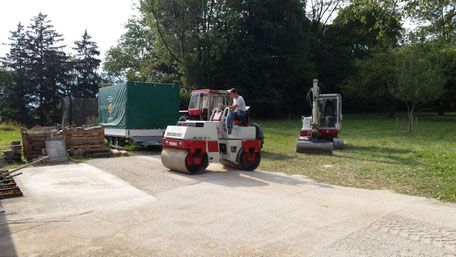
top-left (318, 94), bottom-right (342, 138)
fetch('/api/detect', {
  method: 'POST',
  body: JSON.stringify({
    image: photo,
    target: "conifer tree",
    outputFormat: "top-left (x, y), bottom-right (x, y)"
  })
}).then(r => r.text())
top-left (26, 12), bottom-right (70, 125)
top-left (2, 23), bottom-right (31, 124)
top-left (72, 29), bottom-right (101, 98)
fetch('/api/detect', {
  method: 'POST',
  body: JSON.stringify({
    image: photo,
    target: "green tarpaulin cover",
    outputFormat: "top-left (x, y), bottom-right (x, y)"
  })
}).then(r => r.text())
top-left (98, 81), bottom-right (179, 129)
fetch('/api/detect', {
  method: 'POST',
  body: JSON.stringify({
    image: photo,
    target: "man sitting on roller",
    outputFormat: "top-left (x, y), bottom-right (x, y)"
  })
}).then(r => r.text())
top-left (219, 88), bottom-right (247, 135)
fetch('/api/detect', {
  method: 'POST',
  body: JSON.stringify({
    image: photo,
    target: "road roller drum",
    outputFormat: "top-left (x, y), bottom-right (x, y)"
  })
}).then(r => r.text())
top-left (161, 147), bottom-right (208, 174)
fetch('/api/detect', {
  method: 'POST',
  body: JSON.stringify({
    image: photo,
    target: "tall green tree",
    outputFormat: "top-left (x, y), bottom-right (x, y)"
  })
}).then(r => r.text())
top-left (1, 23), bottom-right (32, 124)
top-left (213, 0), bottom-right (314, 116)
top-left (406, 0), bottom-right (456, 44)
top-left (72, 29), bottom-right (101, 98)
top-left (138, 0), bottom-right (315, 116)
top-left (0, 66), bottom-right (17, 122)
top-left (26, 12), bottom-right (71, 125)
top-left (334, 3), bottom-right (402, 113)
top-left (405, 0), bottom-right (456, 115)
top-left (140, 0), bottom-right (229, 88)
top-left (390, 46), bottom-right (446, 132)
top-left (104, 16), bottom-right (179, 83)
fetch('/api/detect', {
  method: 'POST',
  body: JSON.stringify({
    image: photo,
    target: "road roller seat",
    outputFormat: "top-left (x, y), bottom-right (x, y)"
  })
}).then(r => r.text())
top-left (235, 106), bottom-right (251, 127)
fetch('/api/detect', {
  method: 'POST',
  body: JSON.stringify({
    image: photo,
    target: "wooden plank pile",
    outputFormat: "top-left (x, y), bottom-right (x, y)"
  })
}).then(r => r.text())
top-left (1, 141), bottom-right (22, 164)
top-left (0, 157), bottom-right (48, 199)
top-left (0, 170), bottom-right (22, 199)
top-left (65, 126), bottom-right (111, 158)
top-left (22, 127), bottom-right (63, 162)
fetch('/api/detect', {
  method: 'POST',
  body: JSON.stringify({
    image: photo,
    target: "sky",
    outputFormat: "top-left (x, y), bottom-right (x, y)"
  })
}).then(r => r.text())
top-left (0, 0), bottom-right (138, 61)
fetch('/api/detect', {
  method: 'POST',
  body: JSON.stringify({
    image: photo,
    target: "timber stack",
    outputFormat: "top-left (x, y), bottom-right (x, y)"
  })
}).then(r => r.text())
top-left (22, 127), bottom-right (63, 162)
top-left (0, 170), bottom-right (22, 199)
top-left (1, 141), bottom-right (22, 164)
top-left (65, 126), bottom-right (111, 158)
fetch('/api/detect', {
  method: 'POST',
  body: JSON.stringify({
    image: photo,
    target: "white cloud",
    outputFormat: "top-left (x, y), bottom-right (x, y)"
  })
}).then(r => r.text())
top-left (0, 0), bottom-right (138, 61)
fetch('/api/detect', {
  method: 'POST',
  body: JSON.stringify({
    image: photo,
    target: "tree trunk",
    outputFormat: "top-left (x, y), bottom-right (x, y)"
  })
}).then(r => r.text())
top-left (409, 113), bottom-right (413, 133)
top-left (407, 102), bottom-right (416, 133)
top-left (436, 98), bottom-right (444, 116)
top-left (386, 100), bottom-right (396, 118)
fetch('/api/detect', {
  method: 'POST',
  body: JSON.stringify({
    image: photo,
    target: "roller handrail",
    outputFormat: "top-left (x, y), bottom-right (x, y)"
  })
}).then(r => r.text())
top-left (209, 107), bottom-right (222, 121)
top-left (210, 106), bottom-right (231, 136)
top-left (222, 107), bottom-right (231, 134)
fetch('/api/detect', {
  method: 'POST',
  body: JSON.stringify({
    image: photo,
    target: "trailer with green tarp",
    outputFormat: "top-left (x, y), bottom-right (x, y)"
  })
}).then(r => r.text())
top-left (98, 81), bottom-right (180, 146)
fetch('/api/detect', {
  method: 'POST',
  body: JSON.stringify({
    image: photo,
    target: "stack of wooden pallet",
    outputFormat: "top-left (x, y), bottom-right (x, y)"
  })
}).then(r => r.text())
top-left (22, 128), bottom-right (64, 162)
top-left (1, 141), bottom-right (22, 164)
top-left (65, 126), bottom-right (111, 158)
top-left (0, 170), bottom-right (22, 199)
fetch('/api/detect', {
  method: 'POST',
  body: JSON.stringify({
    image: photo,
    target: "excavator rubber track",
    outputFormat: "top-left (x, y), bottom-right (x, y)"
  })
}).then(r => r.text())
top-left (296, 140), bottom-right (333, 154)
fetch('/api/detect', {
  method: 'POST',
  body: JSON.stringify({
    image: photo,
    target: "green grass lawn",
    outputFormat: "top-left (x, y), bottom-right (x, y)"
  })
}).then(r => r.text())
top-left (0, 123), bottom-right (21, 155)
top-left (1, 113), bottom-right (455, 202)
top-left (0, 123), bottom-right (25, 169)
top-left (257, 113), bottom-right (456, 202)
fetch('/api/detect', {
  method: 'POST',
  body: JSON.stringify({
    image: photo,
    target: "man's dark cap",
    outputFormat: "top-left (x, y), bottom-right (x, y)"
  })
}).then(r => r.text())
top-left (227, 88), bottom-right (237, 94)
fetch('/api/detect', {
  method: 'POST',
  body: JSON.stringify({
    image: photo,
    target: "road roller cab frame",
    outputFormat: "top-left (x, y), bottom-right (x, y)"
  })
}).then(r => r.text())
top-left (179, 89), bottom-right (230, 121)
top-left (162, 107), bottom-right (262, 174)
top-left (296, 79), bottom-right (344, 154)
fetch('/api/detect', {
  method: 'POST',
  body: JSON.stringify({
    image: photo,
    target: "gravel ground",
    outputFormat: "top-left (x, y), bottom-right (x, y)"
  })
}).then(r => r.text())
top-left (1, 155), bottom-right (456, 257)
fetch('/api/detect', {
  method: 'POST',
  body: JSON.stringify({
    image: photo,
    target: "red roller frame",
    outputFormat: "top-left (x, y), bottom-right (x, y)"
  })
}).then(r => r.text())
top-left (300, 128), bottom-right (339, 137)
top-left (242, 140), bottom-right (261, 163)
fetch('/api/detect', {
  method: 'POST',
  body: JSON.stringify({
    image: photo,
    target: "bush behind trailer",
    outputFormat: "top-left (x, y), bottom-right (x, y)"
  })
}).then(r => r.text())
top-left (98, 81), bottom-right (180, 146)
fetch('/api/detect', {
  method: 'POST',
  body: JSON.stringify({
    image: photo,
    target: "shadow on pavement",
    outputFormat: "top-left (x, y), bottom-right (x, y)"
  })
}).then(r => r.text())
top-left (170, 166), bottom-right (333, 189)
top-left (242, 170), bottom-right (333, 188)
top-left (0, 201), bottom-right (18, 257)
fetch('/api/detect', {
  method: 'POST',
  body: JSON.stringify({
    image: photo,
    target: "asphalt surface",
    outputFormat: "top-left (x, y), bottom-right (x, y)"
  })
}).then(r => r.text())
top-left (1, 155), bottom-right (456, 257)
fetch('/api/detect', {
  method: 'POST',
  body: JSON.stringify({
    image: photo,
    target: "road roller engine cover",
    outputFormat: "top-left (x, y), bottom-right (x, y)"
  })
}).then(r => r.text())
top-left (296, 79), bottom-right (344, 154)
top-left (161, 107), bottom-right (262, 174)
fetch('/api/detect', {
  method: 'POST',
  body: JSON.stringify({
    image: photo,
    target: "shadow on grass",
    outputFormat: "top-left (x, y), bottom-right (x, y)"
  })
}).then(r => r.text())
top-left (344, 144), bottom-right (411, 154)
top-left (0, 201), bottom-right (18, 257)
top-left (337, 144), bottom-right (420, 166)
top-left (261, 151), bottom-right (297, 161)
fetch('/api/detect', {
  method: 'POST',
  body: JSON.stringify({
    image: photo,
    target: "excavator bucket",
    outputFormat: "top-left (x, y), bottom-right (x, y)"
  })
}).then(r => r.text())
top-left (296, 140), bottom-right (333, 154)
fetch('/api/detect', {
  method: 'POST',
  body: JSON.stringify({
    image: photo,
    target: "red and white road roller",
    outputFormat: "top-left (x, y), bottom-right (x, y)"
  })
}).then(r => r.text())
top-left (161, 107), bottom-right (262, 174)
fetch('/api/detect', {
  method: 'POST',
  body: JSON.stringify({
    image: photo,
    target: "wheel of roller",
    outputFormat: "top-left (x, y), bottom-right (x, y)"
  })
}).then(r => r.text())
top-left (186, 153), bottom-right (209, 174)
top-left (161, 147), bottom-right (209, 174)
top-left (239, 152), bottom-right (261, 171)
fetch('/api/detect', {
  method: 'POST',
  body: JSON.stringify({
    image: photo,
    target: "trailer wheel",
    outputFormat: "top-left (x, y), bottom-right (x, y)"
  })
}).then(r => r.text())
top-left (118, 138), bottom-right (126, 147)
top-left (240, 152), bottom-right (261, 171)
top-left (113, 137), bottom-right (119, 146)
top-left (107, 137), bottom-right (113, 147)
